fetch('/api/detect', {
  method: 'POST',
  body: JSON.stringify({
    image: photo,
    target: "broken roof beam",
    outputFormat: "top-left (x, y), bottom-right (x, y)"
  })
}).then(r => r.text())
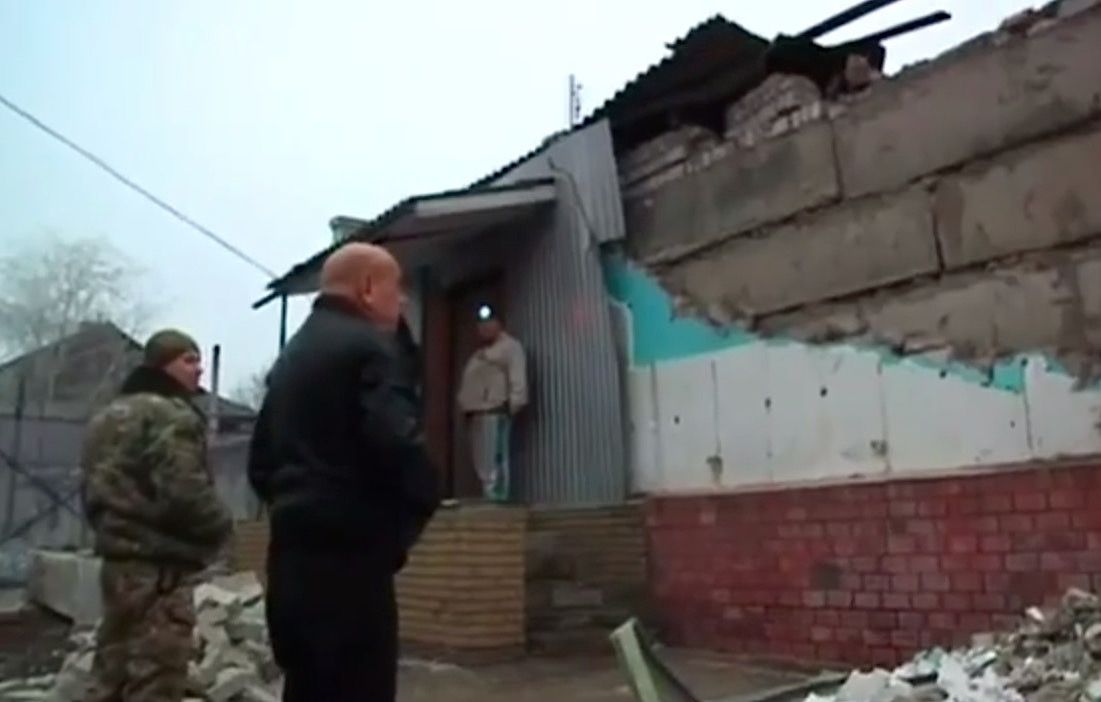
top-left (839, 10), bottom-right (952, 47)
top-left (796, 0), bottom-right (907, 40)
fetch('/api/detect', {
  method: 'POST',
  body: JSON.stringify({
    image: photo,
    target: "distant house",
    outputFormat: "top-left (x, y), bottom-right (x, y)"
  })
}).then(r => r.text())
top-left (0, 321), bottom-right (254, 431)
top-left (0, 323), bottom-right (260, 582)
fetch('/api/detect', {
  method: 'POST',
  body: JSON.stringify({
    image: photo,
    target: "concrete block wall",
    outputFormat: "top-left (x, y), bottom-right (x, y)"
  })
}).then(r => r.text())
top-left (526, 503), bottom-right (647, 653)
top-left (612, 6), bottom-right (1101, 663)
top-left (647, 459), bottom-right (1101, 665)
top-left (608, 4), bottom-right (1101, 496)
top-left (632, 20), bottom-right (1101, 347)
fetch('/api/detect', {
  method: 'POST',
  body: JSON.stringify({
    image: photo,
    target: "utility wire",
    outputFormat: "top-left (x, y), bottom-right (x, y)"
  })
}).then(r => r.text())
top-left (0, 92), bottom-right (277, 278)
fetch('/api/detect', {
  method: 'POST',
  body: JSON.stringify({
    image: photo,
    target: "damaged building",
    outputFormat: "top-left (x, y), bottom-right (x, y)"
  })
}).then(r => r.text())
top-left (254, 0), bottom-right (1101, 665)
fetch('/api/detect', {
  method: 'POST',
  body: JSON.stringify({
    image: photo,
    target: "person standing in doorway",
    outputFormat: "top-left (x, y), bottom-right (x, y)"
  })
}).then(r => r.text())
top-left (82, 330), bottom-right (233, 702)
top-left (457, 304), bottom-right (528, 502)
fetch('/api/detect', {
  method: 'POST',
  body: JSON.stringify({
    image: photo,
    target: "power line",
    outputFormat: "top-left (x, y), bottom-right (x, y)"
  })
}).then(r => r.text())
top-left (0, 92), bottom-right (277, 278)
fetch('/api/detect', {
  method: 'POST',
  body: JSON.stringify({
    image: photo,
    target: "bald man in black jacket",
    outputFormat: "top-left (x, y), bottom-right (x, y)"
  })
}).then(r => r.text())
top-left (247, 243), bottom-right (439, 702)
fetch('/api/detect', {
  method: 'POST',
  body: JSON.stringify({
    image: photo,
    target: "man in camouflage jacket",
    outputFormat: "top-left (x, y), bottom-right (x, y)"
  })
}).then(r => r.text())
top-left (82, 329), bottom-right (233, 702)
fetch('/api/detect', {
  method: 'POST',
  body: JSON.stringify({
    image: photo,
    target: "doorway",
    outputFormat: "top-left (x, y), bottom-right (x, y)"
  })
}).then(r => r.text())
top-left (422, 272), bottom-right (505, 500)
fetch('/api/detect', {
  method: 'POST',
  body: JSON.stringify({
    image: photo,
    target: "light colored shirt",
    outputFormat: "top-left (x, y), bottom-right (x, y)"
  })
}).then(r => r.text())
top-left (457, 332), bottom-right (528, 414)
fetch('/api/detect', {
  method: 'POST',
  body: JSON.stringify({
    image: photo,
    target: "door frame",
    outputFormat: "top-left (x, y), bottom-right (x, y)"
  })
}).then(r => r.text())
top-left (422, 270), bottom-right (506, 499)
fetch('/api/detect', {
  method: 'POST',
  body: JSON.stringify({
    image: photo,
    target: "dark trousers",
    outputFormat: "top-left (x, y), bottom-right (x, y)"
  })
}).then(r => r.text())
top-left (266, 545), bottom-right (398, 702)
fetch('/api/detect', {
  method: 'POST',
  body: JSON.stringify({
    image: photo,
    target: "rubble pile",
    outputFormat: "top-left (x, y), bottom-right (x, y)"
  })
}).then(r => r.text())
top-left (0, 572), bottom-right (280, 702)
top-left (807, 589), bottom-right (1101, 702)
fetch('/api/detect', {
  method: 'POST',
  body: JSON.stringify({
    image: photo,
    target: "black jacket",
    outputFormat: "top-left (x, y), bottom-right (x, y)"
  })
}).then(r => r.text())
top-left (247, 295), bottom-right (440, 570)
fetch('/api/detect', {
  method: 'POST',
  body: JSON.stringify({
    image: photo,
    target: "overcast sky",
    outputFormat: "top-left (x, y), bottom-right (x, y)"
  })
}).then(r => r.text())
top-left (0, 0), bottom-right (1033, 392)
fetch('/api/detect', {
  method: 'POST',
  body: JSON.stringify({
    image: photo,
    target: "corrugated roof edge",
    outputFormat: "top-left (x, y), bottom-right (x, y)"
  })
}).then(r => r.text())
top-left (256, 178), bottom-right (557, 303)
top-left (256, 15), bottom-right (754, 305)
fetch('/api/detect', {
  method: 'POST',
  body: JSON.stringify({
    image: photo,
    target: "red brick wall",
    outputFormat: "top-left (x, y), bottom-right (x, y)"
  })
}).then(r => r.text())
top-left (646, 459), bottom-right (1101, 666)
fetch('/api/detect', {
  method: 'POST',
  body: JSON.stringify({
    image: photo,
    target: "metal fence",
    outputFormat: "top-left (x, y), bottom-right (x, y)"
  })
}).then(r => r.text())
top-left (0, 414), bottom-right (258, 585)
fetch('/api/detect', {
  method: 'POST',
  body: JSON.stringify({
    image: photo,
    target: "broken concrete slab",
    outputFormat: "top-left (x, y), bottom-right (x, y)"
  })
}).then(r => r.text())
top-left (834, 669), bottom-right (912, 702)
top-left (625, 121), bottom-right (840, 262)
top-left (753, 243), bottom-right (1101, 382)
top-left (0, 588), bottom-right (26, 616)
top-left (193, 584), bottom-right (242, 611)
top-left (190, 640), bottom-right (230, 691)
top-left (834, 7), bottom-right (1101, 198)
top-left (663, 187), bottom-right (938, 318)
top-left (866, 247), bottom-right (1101, 375)
top-left (207, 572), bottom-right (263, 607)
top-left (49, 650), bottom-right (92, 701)
top-left (25, 550), bottom-right (102, 626)
top-left (241, 685), bottom-right (280, 702)
top-left (800, 587), bottom-right (1101, 702)
top-left (934, 126), bottom-right (1101, 269)
top-left (226, 611), bottom-right (267, 644)
top-left (197, 606), bottom-right (229, 628)
top-left (5, 569), bottom-right (282, 702)
top-left (207, 667), bottom-right (260, 702)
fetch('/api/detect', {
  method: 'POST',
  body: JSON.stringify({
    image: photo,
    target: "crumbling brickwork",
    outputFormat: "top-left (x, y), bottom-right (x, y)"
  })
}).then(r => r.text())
top-left (724, 74), bottom-right (823, 148)
top-left (647, 459), bottom-right (1101, 666)
top-left (620, 4), bottom-right (1101, 381)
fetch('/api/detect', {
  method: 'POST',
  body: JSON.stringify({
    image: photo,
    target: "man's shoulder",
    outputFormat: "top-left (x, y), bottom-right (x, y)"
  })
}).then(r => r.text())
top-left (84, 394), bottom-right (199, 468)
top-left (91, 394), bottom-right (198, 432)
top-left (501, 333), bottom-right (524, 353)
top-left (302, 307), bottom-right (393, 354)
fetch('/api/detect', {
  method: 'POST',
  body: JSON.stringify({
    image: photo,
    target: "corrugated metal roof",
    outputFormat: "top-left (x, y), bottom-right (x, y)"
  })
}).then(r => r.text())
top-left (584, 17), bottom-right (767, 127)
top-left (258, 15), bottom-right (769, 303)
top-left (255, 178), bottom-right (555, 305)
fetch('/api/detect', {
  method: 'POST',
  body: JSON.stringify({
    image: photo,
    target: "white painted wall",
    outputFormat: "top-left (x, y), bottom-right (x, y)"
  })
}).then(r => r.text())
top-left (624, 343), bottom-right (1101, 494)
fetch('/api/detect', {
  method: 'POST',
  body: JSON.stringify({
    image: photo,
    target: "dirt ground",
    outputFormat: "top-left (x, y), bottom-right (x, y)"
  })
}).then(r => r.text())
top-left (395, 650), bottom-right (810, 702)
top-left (0, 604), bottom-right (71, 681)
top-left (1, 594), bottom-right (811, 701)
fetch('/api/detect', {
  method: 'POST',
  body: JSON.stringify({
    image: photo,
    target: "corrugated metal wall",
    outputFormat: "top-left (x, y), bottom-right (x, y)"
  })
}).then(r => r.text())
top-left (486, 120), bottom-right (628, 504)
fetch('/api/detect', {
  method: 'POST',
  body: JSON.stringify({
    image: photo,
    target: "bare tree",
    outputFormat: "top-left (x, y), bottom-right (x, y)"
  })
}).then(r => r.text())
top-left (0, 234), bottom-right (156, 418)
top-left (0, 233), bottom-right (152, 357)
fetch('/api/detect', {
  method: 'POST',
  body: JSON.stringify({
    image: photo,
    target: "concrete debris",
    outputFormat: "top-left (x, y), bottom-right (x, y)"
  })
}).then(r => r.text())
top-left (806, 589), bottom-right (1101, 702)
top-left (0, 571), bottom-right (280, 702)
top-left (399, 657), bottom-right (479, 677)
top-left (25, 551), bottom-right (103, 626)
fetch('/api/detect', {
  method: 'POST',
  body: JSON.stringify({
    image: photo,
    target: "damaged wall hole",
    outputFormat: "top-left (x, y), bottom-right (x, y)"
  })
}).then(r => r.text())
top-left (605, 260), bottom-right (1091, 394)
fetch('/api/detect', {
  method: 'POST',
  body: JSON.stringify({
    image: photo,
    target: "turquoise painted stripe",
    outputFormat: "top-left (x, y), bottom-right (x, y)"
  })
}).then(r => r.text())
top-left (601, 254), bottom-right (1043, 394)
top-left (602, 253), bottom-right (756, 360)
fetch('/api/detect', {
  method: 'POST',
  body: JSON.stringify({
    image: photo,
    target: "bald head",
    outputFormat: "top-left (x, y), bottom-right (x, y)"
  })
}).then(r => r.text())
top-left (320, 243), bottom-right (404, 331)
